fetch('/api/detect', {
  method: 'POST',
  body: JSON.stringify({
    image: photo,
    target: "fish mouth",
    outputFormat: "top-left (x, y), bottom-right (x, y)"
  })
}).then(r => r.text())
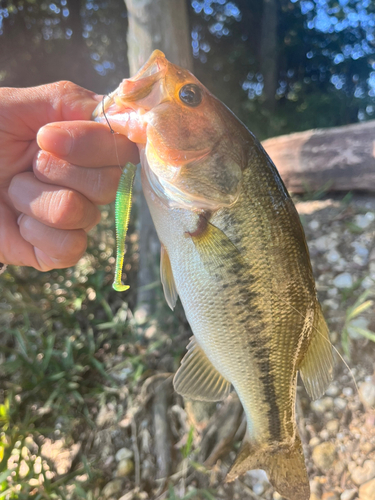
top-left (92, 50), bottom-right (168, 139)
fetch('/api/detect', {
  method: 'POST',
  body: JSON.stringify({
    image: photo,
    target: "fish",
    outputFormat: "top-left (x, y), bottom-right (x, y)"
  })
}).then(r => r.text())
top-left (92, 50), bottom-right (334, 500)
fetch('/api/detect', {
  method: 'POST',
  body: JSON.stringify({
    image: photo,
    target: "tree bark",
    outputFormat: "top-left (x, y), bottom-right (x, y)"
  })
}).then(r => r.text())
top-left (261, 120), bottom-right (375, 193)
top-left (124, 0), bottom-right (193, 315)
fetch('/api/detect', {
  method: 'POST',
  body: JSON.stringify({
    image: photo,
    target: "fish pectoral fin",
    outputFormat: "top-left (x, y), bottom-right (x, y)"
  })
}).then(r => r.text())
top-left (299, 302), bottom-right (335, 400)
top-left (226, 436), bottom-right (310, 500)
top-left (160, 244), bottom-right (178, 310)
top-left (173, 336), bottom-right (231, 402)
top-left (188, 217), bottom-right (245, 273)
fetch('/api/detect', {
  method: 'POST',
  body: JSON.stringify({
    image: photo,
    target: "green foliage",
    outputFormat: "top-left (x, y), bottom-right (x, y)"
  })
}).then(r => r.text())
top-left (0, 210), bottom-right (138, 498)
top-left (341, 289), bottom-right (375, 358)
top-left (189, 0), bottom-right (375, 139)
top-left (181, 426), bottom-right (195, 459)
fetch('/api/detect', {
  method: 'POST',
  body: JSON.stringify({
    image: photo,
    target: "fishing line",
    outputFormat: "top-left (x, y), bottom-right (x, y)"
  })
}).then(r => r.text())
top-left (102, 94), bottom-right (122, 170)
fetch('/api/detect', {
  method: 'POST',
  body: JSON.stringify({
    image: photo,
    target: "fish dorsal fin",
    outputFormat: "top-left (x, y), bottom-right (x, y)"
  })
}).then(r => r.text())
top-left (160, 244), bottom-right (178, 310)
top-left (299, 302), bottom-right (334, 400)
top-left (173, 336), bottom-right (231, 402)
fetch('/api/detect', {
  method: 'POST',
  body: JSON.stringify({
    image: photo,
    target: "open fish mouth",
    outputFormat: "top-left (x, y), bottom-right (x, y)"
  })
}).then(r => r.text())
top-left (92, 50), bottom-right (168, 130)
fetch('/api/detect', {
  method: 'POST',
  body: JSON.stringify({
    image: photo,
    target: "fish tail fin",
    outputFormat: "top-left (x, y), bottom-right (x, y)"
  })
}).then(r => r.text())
top-left (226, 435), bottom-right (310, 500)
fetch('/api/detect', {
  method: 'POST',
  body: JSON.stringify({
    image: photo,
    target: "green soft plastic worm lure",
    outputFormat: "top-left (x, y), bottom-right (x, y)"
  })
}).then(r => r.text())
top-left (113, 162), bottom-right (137, 292)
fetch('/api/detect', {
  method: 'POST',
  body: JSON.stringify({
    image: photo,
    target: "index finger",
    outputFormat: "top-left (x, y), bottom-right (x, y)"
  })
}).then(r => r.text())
top-left (37, 120), bottom-right (139, 168)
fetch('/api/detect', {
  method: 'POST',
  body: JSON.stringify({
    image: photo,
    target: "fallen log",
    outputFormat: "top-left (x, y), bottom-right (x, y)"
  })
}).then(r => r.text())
top-left (262, 120), bottom-right (375, 193)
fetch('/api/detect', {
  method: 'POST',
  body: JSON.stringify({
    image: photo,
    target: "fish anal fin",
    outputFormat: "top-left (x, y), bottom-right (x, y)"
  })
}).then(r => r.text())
top-left (299, 302), bottom-right (334, 400)
top-left (226, 436), bottom-right (310, 500)
top-left (173, 336), bottom-right (231, 402)
top-left (160, 244), bottom-right (178, 310)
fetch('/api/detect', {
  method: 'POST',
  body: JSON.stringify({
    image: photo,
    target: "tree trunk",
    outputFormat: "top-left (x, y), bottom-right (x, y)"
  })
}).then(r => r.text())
top-left (261, 120), bottom-right (375, 193)
top-left (124, 0), bottom-right (192, 316)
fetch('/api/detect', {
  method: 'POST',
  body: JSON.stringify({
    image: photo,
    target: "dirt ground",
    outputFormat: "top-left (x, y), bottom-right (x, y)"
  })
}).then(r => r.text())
top-left (49, 193), bottom-right (375, 500)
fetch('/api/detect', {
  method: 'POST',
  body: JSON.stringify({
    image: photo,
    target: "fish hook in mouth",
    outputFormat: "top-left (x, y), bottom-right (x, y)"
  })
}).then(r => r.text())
top-left (92, 92), bottom-right (116, 121)
top-left (92, 50), bottom-right (169, 120)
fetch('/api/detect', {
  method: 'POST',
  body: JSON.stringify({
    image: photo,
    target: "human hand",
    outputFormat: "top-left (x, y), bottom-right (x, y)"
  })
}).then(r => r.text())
top-left (0, 81), bottom-right (139, 271)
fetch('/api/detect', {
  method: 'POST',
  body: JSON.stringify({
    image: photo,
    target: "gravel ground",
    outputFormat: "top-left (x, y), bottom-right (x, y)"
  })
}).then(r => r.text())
top-left (50, 193), bottom-right (375, 500)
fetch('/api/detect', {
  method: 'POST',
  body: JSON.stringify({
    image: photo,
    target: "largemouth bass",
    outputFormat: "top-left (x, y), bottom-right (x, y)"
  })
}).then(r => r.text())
top-left (93, 50), bottom-right (334, 500)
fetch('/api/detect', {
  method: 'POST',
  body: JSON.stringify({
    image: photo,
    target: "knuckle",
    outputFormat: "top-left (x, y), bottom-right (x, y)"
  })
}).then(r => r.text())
top-left (53, 80), bottom-right (80, 96)
top-left (92, 168), bottom-right (120, 205)
top-left (51, 190), bottom-right (87, 229)
top-left (57, 230), bottom-right (87, 261)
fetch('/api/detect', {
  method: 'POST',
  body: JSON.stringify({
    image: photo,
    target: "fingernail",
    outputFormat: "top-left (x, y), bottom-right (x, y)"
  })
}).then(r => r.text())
top-left (17, 213), bottom-right (24, 225)
top-left (34, 150), bottom-right (47, 169)
top-left (37, 125), bottom-right (72, 157)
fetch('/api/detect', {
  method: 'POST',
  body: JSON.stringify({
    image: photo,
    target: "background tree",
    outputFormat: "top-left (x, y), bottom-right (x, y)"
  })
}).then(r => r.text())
top-left (124, 0), bottom-right (193, 316)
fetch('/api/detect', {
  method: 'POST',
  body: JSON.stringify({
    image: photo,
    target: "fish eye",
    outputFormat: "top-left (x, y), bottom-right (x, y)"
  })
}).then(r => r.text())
top-left (179, 84), bottom-right (202, 107)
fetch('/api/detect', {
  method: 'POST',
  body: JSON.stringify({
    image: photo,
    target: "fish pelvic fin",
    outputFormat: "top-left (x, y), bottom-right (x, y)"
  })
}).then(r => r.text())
top-left (226, 436), bottom-right (310, 500)
top-left (299, 302), bottom-right (334, 400)
top-left (160, 244), bottom-right (178, 310)
top-left (173, 336), bottom-right (231, 402)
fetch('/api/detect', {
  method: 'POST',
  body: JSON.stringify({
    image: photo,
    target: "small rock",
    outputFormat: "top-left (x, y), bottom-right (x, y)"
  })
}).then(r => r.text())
top-left (116, 458), bottom-right (134, 477)
top-left (326, 419), bottom-right (340, 435)
top-left (360, 442), bottom-right (374, 455)
top-left (359, 381), bottom-right (375, 410)
top-left (314, 235), bottom-right (338, 252)
top-left (326, 248), bottom-right (341, 263)
top-left (333, 272), bottom-right (353, 289)
top-left (327, 287), bottom-right (339, 297)
top-left (310, 436), bottom-right (321, 447)
top-left (115, 447), bottom-right (134, 462)
top-left (309, 220), bottom-right (320, 231)
top-left (248, 469), bottom-right (269, 495)
top-left (334, 460), bottom-right (347, 478)
top-left (334, 397), bottom-right (347, 411)
top-left (326, 385), bottom-right (340, 397)
top-left (354, 212), bottom-right (375, 229)
top-left (102, 479), bottom-right (123, 499)
top-left (340, 489), bottom-right (357, 500)
top-left (351, 242), bottom-right (369, 259)
top-left (253, 483), bottom-right (265, 495)
top-left (322, 492), bottom-right (339, 500)
top-left (361, 276), bottom-right (375, 289)
top-left (323, 298), bottom-right (340, 310)
top-left (353, 254), bottom-right (366, 266)
top-left (312, 442), bottom-right (337, 470)
top-left (320, 429), bottom-right (330, 441)
top-left (359, 478), bottom-right (375, 500)
top-left (311, 397), bottom-right (334, 413)
top-left (247, 469), bottom-right (269, 483)
top-left (342, 387), bottom-right (353, 397)
top-left (118, 492), bottom-right (135, 500)
top-left (352, 460), bottom-right (375, 486)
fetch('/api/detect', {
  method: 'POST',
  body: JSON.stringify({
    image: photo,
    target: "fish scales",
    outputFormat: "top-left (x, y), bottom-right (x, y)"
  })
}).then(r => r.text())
top-left (92, 50), bottom-right (335, 500)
